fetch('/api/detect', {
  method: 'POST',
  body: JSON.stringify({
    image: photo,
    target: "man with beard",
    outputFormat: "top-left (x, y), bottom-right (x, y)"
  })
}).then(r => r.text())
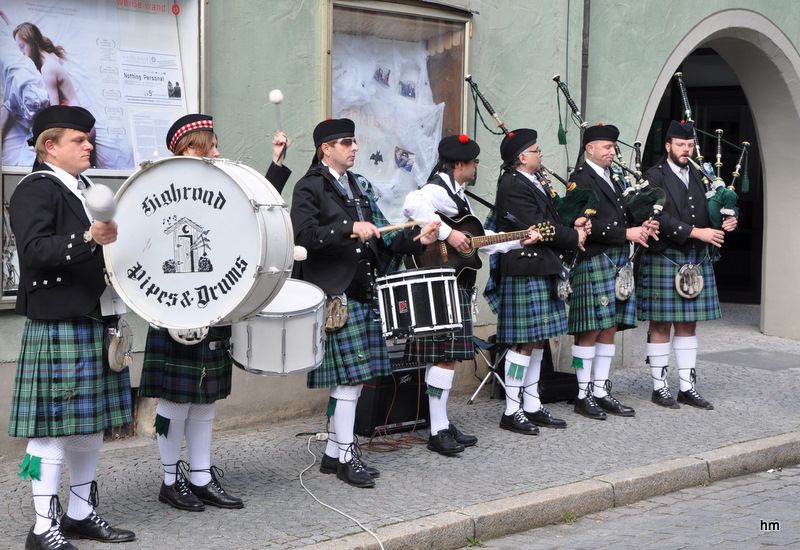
top-left (638, 120), bottom-right (737, 410)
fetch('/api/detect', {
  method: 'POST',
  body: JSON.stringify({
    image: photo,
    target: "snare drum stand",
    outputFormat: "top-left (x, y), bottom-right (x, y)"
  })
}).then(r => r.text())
top-left (467, 335), bottom-right (508, 404)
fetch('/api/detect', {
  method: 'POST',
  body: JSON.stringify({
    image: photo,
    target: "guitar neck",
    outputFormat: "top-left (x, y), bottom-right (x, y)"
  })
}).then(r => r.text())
top-left (471, 229), bottom-right (530, 249)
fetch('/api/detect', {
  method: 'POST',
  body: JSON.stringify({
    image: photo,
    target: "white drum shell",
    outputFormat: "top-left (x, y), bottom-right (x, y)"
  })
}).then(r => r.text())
top-left (376, 267), bottom-right (462, 340)
top-left (231, 279), bottom-right (326, 376)
top-left (104, 156), bottom-right (293, 329)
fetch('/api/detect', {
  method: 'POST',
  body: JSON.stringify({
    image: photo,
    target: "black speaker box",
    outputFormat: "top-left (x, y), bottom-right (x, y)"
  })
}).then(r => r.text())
top-left (354, 347), bottom-right (429, 437)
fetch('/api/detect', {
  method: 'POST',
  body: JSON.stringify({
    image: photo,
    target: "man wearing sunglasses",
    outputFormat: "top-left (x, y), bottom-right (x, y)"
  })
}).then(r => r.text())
top-left (290, 118), bottom-right (439, 488)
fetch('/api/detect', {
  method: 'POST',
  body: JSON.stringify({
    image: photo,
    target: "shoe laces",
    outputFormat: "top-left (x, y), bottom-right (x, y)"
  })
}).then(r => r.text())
top-left (85, 510), bottom-right (110, 530)
top-left (582, 386), bottom-right (599, 408)
top-left (654, 386), bottom-right (673, 399)
top-left (344, 443), bottom-right (367, 472)
top-left (538, 406), bottom-right (553, 419)
top-left (513, 409), bottom-right (529, 423)
top-left (171, 461), bottom-right (194, 496)
top-left (69, 480), bottom-right (99, 509)
top-left (44, 521), bottom-right (71, 549)
top-left (683, 387), bottom-right (703, 400)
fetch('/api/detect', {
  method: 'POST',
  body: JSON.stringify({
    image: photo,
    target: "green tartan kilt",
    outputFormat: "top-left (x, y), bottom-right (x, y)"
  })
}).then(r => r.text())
top-left (404, 285), bottom-right (474, 363)
top-left (568, 247), bottom-right (637, 334)
top-left (139, 326), bottom-right (232, 403)
top-left (9, 317), bottom-right (132, 438)
top-left (636, 247), bottom-right (721, 322)
top-left (307, 298), bottom-right (391, 389)
top-left (496, 275), bottom-right (568, 344)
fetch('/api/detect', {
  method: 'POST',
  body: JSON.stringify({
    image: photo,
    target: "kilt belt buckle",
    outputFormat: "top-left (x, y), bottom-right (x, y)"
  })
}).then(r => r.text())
top-left (675, 263), bottom-right (704, 299)
top-left (615, 263), bottom-right (634, 301)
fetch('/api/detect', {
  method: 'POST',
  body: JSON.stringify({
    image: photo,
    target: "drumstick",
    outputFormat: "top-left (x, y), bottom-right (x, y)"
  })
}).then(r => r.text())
top-left (350, 220), bottom-right (422, 238)
top-left (413, 224), bottom-right (437, 242)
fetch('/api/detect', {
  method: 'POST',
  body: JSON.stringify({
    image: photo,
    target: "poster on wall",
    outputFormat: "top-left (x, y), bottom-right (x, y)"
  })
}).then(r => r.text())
top-left (1, 0), bottom-right (195, 302)
top-left (0, 0), bottom-right (190, 170)
top-left (332, 33), bottom-right (444, 223)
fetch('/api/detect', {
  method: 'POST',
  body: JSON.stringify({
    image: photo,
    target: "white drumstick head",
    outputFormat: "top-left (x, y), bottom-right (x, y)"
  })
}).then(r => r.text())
top-left (84, 184), bottom-right (116, 223)
top-left (269, 89), bottom-right (284, 104)
top-left (293, 245), bottom-right (307, 261)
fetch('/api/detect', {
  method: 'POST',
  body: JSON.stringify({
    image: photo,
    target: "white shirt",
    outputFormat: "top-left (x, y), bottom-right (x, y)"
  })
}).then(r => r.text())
top-left (43, 162), bottom-right (94, 221)
top-left (585, 158), bottom-right (617, 193)
top-left (402, 172), bottom-right (522, 255)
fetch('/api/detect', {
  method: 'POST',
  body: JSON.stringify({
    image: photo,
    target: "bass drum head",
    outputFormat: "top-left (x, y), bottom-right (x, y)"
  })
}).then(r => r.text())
top-left (105, 156), bottom-right (293, 329)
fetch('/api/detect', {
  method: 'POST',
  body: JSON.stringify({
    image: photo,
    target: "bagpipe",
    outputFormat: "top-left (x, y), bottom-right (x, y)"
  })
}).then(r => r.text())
top-left (552, 74), bottom-right (666, 227)
top-left (465, 74), bottom-right (598, 227)
top-left (674, 72), bottom-right (749, 230)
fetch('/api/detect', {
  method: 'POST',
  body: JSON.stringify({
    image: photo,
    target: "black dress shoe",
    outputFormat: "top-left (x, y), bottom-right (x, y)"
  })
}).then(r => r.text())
top-left (677, 388), bottom-right (714, 410)
top-left (158, 477), bottom-right (205, 511)
top-left (449, 423), bottom-right (478, 447)
top-left (595, 394), bottom-right (636, 417)
top-left (525, 407), bottom-right (567, 429)
top-left (574, 395), bottom-right (607, 420)
top-left (188, 469), bottom-right (244, 509)
top-left (25, 522), bottom-right (77, 550)
top-left (499, 410), bottom-right (540, 435)
top-left (427, 429), bottom-right (465, 455)
top-left (336, 457), bottom-right (376, 488)
top-left (320, 453), bottom-right (380, 478)
top-left (60, 511), bottom-right (135, 543)
top-left (651, 387), bottom-right (680, 409)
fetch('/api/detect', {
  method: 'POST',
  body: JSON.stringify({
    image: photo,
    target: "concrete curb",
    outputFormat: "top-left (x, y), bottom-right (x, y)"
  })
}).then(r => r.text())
top-left (303, 431), bottom-right (800, 550)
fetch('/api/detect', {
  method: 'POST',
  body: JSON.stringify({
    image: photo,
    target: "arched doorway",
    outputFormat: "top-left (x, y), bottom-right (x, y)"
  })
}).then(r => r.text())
top-left (635, 9), bottom-right (800, 339)
top-left (643, 48), bottom-right (763, 304)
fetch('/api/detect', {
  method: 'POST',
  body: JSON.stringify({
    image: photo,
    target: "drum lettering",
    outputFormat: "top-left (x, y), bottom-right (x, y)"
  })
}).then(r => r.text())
top-left (127, 262), bottom-right (145, 280)
top-left (195, 285), bottom-right (210, 308)
top-left (141, 186), bottom-right (227, 216)
top-left (234, 256), bottom-right (248, 272)
top-left (144, 282), bottom-right (161, 298)
top-left (180, 291), bottom-right (193, 308)
top-left (157, 290), bottom-right (178, 306)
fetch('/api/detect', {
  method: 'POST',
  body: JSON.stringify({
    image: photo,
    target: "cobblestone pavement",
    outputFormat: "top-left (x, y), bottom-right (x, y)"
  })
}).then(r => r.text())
top-left (2, 304), bottom-right (800, 549)
top-left (463, 464), bottom-right (800, 549)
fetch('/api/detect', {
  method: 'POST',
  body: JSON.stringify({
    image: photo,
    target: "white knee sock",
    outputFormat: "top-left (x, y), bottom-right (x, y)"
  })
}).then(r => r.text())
top-left (156, 399), bottom-right (190, 485)
top-left (572, 345), bottom-right (595, 399)
top-left (426, 366), bottom-right (454, 434)
top-left (593, 343), bottom-right (615, 398)
top-left (503, 350), bottom-right (529, 415)
top-left (329, 385), bottom-right (361, 463)
top-left (185, 403), bottom-right (216, 486)
top-left (522, 348), bottom-right (544, 413)
top-left (64, 432), bottom-right (103, 521)
top-left (26, 438), bottom-right (65, 534)
top-left (673, 336), bottom-right (699, 392)
top-left (647, 342), bottom-right (672, 390)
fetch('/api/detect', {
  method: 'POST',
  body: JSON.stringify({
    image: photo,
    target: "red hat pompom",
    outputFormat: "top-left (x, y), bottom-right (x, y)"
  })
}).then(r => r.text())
top-left (598, 122), bottom-right (603, 126)
top-left (458, 134), bottom-right (469, 144)
top-left (508, 132), bottom-right (515, 137)
top-left (681, 119), bottom-right (685, 123)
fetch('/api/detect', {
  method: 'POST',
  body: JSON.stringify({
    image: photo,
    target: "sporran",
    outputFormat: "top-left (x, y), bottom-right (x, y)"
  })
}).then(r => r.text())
top-left (614, 262), bottom-right (634, 301)
top-left (675, 263), bottom-right (704, 299)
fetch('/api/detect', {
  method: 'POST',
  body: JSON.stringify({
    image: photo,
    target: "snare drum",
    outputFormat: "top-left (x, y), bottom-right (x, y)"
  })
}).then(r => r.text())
top-left (376, 267), bottom-right (462, 339)
top-left (231, 279), bottom-right (325, 376)
top-left (104, 156), bottom-right (293, 330)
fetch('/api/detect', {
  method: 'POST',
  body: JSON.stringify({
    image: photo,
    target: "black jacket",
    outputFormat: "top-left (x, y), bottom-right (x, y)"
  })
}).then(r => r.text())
top-left (290, 165), bottom-right (424, 295)
top-left (494, 169), bottom-right (579, 277)
top-left (10, 164), bottom-right (106, 320)
top-left (568, 164), bottom-right (631, 257)
top-left (643, 158), bottom-right (712, 253)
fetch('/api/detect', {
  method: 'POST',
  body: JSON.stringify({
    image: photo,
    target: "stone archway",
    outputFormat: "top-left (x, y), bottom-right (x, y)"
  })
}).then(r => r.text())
top-left (635, 9), bottom-right (800, 339)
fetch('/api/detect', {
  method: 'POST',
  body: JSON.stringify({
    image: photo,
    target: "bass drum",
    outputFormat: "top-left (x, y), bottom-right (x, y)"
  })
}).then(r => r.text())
top-left (104, 156), bottom-right (293, 329)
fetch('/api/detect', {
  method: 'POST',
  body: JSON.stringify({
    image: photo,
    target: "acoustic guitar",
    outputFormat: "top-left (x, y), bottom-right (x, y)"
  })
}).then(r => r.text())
top-left (409, 214), bottom-right (555, 277)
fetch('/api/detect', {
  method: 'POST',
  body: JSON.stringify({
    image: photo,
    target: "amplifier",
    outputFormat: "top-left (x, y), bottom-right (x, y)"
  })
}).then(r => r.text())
top-left (354, 346), bottom-right (430, 437)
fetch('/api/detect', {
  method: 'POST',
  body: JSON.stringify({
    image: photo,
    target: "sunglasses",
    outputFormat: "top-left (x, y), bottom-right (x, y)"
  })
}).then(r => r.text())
top-left (335, 138), bottom-right (357, 147)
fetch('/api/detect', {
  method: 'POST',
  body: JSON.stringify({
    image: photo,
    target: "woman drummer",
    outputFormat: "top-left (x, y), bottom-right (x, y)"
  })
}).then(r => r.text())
top-left (139, 114), bottom-right (291, 511)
